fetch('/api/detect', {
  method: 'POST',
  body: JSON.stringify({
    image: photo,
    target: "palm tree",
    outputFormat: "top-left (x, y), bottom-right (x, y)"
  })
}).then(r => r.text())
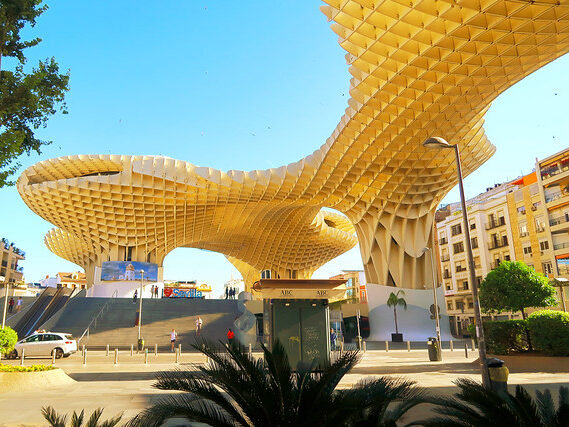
top-left (415, 378), bottom-right (569, 426)
top-left (387, 290), bottom-right (407, 335)
top-left (42, 407), bottom-right (122, 427)
top-left (128, 340), bottom-right (426, 426)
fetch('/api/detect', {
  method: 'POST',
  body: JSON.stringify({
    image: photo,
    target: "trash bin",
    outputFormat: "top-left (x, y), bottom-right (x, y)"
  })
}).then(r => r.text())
top-left (487, 357), bottom-right (509, 394)
top-left (427, 337), bottom-right (442, 361)
top-left (137, 338), bottom-right (145, 351)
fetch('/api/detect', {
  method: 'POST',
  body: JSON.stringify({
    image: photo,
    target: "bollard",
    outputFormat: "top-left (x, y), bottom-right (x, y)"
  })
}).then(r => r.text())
top-left (450, 340), bottom-right (454, 351)
top-left (114, 348), bottom-right (119, 365)
top-left (385, 340), bottom-right (389, 352)
top-left (248, 343), bottom-right (252, 358)
top-left (130, 344), bottom-right (134, 356)
top-left (155, 343), bottom-right (158, 356)
top-left (144, 348), bottom-right (148, 364)
top-left (83, 348), bottom-right (87, 365)
top-left (340, 341), bottom-right (344, 353)
top-left (362, 341), bottom-right (367, 352)
top-left (464, 343), bottom-right (468, 358)
top-left (82, 344), bottom-right (85, 357)
top-left (471, 339), bottom-right (476, 351)
top-left (52, 350), bottom-right (56, 365)
top-left (178, 343), bottom-right (182, 356)
top-left (407, 340), bottom-right (411, 352)
top-left (106, 344), bottom-right (109, 357)
top-left (175, 348), bottom-right (180, 364)
top-left (20, 348), bottom-right (25, 365)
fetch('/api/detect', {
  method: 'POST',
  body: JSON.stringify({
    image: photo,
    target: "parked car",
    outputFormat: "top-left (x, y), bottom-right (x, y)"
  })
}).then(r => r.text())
top-left (9, 332), bottom-right (77, 359)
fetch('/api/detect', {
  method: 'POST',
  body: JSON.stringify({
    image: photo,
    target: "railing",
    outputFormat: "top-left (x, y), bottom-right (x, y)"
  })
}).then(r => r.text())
top-left (550, 216), bottom-right (569, 227)
top-left (546, 190), bottom-right (569, 204)
top-left (440, 255), bottom-right (450, 262)
top-left (451, 229), bottom-right (462, 236)
top-left (485, 218), bottom-right (506, 230)
top-left (78, 290), bottom-right (119, 344)
top-left (520, 231), bottom-right (529, 237)
top-left (488, 239), bottom-right (508, 250)
top-left (553, 242), bottom-right (569, 251)
top-left (439, 238), bottom-right (448, 245)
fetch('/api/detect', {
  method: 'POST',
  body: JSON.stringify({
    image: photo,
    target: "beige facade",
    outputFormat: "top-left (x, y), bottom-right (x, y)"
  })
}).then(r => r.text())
top-left (329, 270), bottom-right (367, 303)
top-left (17, 1), bottom-right (569, 291)
top-left (436, 147), bottom-right (569, 336)
top-left (1, 238), bottom-right (25, 284)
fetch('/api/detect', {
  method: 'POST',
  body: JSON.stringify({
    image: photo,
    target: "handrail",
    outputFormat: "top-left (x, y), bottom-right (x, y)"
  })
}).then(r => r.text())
top-left (78, 290), bottom-right (119, 343)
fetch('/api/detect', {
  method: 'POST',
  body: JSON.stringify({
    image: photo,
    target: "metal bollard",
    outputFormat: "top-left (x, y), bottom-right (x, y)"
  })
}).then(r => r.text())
top-left (471, 339), bottom-right (476, 350)
top-left (155, 343), bottom-right (158, 356)
top-left (114, 348), bottom-right (119, 365)
top-left (83, 348), bottom-right (87, 365)
top-left (20, 348), bottom-right (25, 365)
top-left (407, 340), bottom-right (411, 352)
top-left (362, 341), bottom-right (367, 352)
top-left (464, 343), bottom-right (468, 358)
top-left (450, 340), bottom-right (454, 351)
top-left (52, 350), bottom-right (56, 365)
top-left (385, 340), bottom-right (389, 352)
top-left (340, 341), bottom-right (344, 354)
top-left (106, 344), bottom-right (109, 356)
top-left (144, 348), bottom-right (148, 364)
top-left (130, 344), bottom-right (134, 356)
top-left (175, 348), bottom-right (180, 364)
top-left (178, 343), bottom-right (182, 356)
top-left (248, 343), bottom-right (252, 357)
top-left (82, 344), bottom-right (85, 357)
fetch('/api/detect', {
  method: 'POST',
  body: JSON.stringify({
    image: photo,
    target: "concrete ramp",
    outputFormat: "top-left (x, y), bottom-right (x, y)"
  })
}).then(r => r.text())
top-left (42, 297), bottom-right (240, 350)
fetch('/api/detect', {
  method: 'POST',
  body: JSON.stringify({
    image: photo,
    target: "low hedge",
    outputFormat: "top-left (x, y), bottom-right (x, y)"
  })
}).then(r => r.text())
top-left (0, 364), bottom-right (55, 372)
top-left (527, 310), bottom-right (569, 356)
top-left (0, 327), bottom-right (18, 355)
top-left (468, 320), bottom-right (528, 355)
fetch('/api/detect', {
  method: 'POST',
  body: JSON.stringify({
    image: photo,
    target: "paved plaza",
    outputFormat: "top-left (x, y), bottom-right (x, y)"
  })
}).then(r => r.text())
top-left (1, 348), bottom-right (568, 426)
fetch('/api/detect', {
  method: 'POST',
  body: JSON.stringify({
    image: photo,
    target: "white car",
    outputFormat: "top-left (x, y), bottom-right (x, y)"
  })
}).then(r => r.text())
top-left (11, 332), bottom-right (77, 359)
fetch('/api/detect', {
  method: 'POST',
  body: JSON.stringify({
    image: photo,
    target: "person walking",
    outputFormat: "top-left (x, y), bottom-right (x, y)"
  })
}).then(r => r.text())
top-left (330, 328), bottom-right (337, 351)
top-left (132, 289), bottom-right (138, 304)
top-left (225, 287), bottom-right (229, 299)
top-left (170, 329), bottom-right (177, 352)
top-left (154, 286), bottom-right (159, 298)
top-left (8, 297), bottom-right (14, 314)
top-left (150, 285), bottom-right (155, 298)
top-left (16, 297), bottom-right (23, 313)
top-left (227, 328), bottom-right (235, 344)
top-left (195, 316), bottom-right (203, 337)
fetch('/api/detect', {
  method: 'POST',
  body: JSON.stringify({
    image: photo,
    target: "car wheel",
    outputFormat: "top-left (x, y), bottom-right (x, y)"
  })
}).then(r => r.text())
top-left (52, 348), bottom-right (64, 359)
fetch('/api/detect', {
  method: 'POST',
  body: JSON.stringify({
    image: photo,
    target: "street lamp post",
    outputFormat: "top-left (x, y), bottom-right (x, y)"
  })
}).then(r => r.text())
top-left (1, 276), bottom-right (7, 329)
top-left (138, 270), bottom-right (144, 343)
top-left (423, 136), bottom-right (491, 389)
top-left (423, 247), bottom-right (442, 356)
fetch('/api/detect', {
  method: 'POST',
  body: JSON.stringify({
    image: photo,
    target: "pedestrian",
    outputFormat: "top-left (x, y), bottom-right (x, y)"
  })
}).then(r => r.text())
top-left (16, 297), bottom-right (23, 312)
top-left (225, 287), bottom-right (228, 299)
top-left (230, 288), bottom-right (234, 299)
top-left (133, 289), bottom-right (138, 304)
top-left (227, 328), bottom-right (235, 344)
top-left (330, 328), bottom-right (337, 351)
top-left (195, 316), bottom-right (203, 336)
top-left (154, 286), bottom-right (159, 298)
top-left (8, 297), bottom-right (14, 314)
top-left (150, 285), bottom-right (155, 298)
top-left (170, 329), bottom-right (177, 352)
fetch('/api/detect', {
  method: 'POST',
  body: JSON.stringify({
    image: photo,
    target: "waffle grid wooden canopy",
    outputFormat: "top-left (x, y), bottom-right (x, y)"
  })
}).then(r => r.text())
top-left (18, 0), bottom-right (569, 290)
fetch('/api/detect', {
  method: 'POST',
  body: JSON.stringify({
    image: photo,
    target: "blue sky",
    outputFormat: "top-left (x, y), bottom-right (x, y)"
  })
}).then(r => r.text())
top-left (1, 1), bottom-right (568, 295)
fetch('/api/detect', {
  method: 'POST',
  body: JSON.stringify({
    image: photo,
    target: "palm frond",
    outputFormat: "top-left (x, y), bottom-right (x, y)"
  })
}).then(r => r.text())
top-left (41, 406), bottom-right (67, 427)
top-left (70, 409), bottom-right (84, 427)
top-left (84, 408), bottom-right (103, 427)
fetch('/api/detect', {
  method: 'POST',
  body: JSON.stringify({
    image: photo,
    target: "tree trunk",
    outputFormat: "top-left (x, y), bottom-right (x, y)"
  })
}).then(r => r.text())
top-left (394, 307), bottom-right (399, 334)
top-left (521, 308), bottom-right (533, 351)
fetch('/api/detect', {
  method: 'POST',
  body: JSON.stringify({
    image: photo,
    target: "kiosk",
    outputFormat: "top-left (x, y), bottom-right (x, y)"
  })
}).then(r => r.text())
top-left (253, 279), bottom-right (346, 369)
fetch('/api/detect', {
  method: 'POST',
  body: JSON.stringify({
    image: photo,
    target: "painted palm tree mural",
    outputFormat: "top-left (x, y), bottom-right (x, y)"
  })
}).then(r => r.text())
top-left (387, 290), bottom-right (407, 342)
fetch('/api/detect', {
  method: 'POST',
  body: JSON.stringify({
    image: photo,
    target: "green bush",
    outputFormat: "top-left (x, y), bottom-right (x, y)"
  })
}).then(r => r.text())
top-left (468, 320), bottom-right (528, 355)
top-left (0, 364), bottom-right (55, 372)
top-left (527, 310), bottom-right (569, 356)
top-left (0, 327), bottom-right (18, 355)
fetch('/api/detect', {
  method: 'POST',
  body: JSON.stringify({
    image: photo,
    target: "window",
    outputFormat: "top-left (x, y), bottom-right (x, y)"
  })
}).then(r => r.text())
top-left (346, 278), bottom-right (353, 288)
top-left (443, 269), bottom-right (451, 279)
top-left (447, 301), bottom-right (453, 310)
top-left (535, 216), bottom-right (546, 232)
top-left (261, 270), bottom-right (271, 279)
top-left (540, 240), bottom-right (550, 251)
top-left (518, 206), bottom-right (526, 215)
top-left (126, 246), bottom-right (133, 262)
top-left (519, 223), bottom-right (528, 237)
top-left (532, 201), bottom-right (541, 211)
top-left (462, 281), bottom-right (469, 290)
top-left (542, 262), bottom-right (553, 275)
top-left (451, 224), bottom-right (462, 236)
top-left (523, 246), bottom-right (532, 255)
top-left (471, 237), bottom-right (478, 249)
top-left (470, 222), bottom-right (476, 230)
top-left (504, 254), bottom-right (511, 261)
top-left (455, 263), bottom-right (466, 272)
top-left (453, 242), bottom-right (464, 254)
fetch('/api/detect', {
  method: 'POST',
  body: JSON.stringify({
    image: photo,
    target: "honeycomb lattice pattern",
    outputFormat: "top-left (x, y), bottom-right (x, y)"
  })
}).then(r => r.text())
top-left (18, 0), bottom-right (569, 289)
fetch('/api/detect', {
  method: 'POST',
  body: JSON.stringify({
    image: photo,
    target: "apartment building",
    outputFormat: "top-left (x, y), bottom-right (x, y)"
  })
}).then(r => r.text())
top-left (436, 147), bottom-right (569, 336)
top-left (0, 237), bottom-right (25, 284)
top-left (329, 270), bottom-right (367, 303)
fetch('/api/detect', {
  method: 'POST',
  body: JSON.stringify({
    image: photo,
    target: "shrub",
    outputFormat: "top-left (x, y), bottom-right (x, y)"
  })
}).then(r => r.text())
top-left (527, 310), bottom-right (569, 356)
top-left (0, 327), bottom-right (18, 355)
top-left (0, 364), bottom-right (55, 372)
top-left (468, 320), bottom-right (528, 355)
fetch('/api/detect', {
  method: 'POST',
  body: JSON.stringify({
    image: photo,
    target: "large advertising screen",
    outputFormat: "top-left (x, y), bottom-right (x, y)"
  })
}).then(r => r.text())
top-left (101, 261), bottom-right (158, 282)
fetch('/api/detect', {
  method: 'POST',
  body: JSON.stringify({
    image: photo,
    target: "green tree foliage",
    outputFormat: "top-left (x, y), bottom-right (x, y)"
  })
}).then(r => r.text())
top-left (528, 310), bottom-right (569, 356)
top-left (419, 379), bottom-right (569, 427)
top-left (0, 326), bottom-right (18, 354)
top-left (387, 290), bottom-right (407, 334)
top-left (128, 340), bottom-right (426, 426)
top-left (42, 407), bottom-right (122, 427)
top-left (468, 320), bottom-right (529, 355)
top-left (0, 0), bottom-right (69, 187)
top-left (479, 261), bottom-right (557, 319)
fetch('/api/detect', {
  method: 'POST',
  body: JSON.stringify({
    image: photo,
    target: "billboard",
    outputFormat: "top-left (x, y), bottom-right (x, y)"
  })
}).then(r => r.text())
top-left (101, 261), bottom-right (158, 282)
top-left (164, 287), bottom-right (203, 298)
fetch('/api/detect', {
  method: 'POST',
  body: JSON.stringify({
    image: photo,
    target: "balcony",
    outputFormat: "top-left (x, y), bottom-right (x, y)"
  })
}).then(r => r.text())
top-left (443, 272), bottom-right (452, 279)
top-left (485, 217), bottom-right (506, 230)
top-left (456, 266), bottom-right (467, 273)
top-left (536, 225), bottom-right (546, 233)
top-left (439, 237), bottom-right (448, 245)
top-left (545, 190), bottom-right (569, 208)
top-left (441, 255), bottom-right (450, 262)
top-left (553, 242), bottom-right (569, 251)
top-left (488, 239), bottom-right (509, 250)
top-left (520, 231), bottom-right (530, 237)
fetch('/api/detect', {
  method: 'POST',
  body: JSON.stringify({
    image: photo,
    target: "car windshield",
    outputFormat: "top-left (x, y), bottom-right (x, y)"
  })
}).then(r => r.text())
top-left (65, 334), bottom-right (74, 340)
